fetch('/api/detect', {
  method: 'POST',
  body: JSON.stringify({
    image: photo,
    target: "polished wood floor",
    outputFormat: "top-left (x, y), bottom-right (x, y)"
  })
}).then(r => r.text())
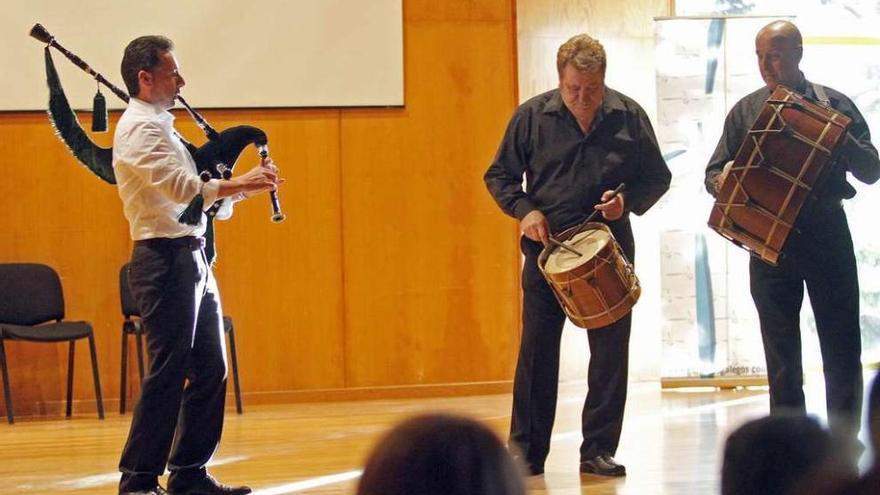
top-left (0, 378), bottom-right (865, 495)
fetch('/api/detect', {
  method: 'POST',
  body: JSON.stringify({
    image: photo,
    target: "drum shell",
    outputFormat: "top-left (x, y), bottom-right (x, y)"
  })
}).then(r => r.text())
top-left (538, 222), bottom-right (640, 329)
top-left (708, 85), bottom-right (851, 265)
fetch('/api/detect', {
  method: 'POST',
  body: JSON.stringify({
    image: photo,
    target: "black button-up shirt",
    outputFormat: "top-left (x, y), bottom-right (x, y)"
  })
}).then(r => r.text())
top-left (484, 87), bottom-right (671, 233)
top-left (705, 77), bottom-right (880, 208)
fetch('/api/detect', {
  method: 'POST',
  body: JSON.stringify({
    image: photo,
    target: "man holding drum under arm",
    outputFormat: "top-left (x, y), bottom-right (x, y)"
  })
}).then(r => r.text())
top-left (704, 20), bottom-right (880, 461)
top-left (484, 33), bottom-right (670, 477)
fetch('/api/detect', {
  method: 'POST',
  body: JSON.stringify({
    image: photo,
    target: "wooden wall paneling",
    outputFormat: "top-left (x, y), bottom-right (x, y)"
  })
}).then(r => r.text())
top-left (205, 109), bottom-right (347, 395)
top-left (517, 0), bottom-right (670, 39)
top-left (516, 0), bottom-right (671, 109)
top-left (339, 6), bottom-right (521, 388)
top-left (0, 112), bottom-right (130, 416)
top-left (406, 0), bottom-right (512, 22)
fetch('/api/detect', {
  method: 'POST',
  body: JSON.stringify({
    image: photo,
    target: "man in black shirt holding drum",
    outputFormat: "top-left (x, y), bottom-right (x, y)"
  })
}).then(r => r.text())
top-left (484, 33), bottom-right (670, 477)
top-left (705, 20), bottom-right (880, 455)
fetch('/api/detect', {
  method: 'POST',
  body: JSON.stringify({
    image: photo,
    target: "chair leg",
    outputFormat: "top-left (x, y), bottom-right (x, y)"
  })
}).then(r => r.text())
top-left (66, 341), bottom-right (75, 418)
top-left (0, 338), bottom-right (13, 424)
top-left (226, 324), bottom-right (243, 414)
top-left (130, 332), bottom-right (146, 411)
top-left (88, 334), bottom-right (105, 420)
top-left (135, 332), bottom-right (145, 381)
top-left (120, 330), bottom-right (128, 414)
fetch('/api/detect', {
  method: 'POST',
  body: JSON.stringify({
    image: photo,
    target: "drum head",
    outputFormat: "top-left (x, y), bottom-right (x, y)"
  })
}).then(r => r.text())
top-left (543, 228), bottom-right (611, 274)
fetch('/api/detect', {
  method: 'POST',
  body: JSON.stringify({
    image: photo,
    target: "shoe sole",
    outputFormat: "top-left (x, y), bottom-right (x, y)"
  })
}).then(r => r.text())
top-left (580, 467), bottom-right (626, 477)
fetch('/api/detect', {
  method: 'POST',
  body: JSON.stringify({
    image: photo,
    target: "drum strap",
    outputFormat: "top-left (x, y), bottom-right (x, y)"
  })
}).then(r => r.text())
top-left (812, 83), bottom-right (830, 105)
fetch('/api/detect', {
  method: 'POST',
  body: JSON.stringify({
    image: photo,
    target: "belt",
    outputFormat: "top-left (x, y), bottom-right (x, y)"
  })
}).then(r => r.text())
top-left (134, 236), bottom-right (205, 251)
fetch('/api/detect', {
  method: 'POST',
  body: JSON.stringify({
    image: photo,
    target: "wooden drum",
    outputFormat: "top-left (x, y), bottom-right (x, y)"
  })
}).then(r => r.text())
top-left (708, 85), bottom-right (851, 265)
top-left (538, 222), bottom-right (640, 329)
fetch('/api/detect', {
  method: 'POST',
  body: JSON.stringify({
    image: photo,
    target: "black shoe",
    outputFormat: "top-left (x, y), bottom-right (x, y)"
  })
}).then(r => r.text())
top-left (167, 474), bottom-right (251, 495)
top-left (120, 488), bottom-right (169, 495)
top-left (580, 454), bottom-right (626, 477)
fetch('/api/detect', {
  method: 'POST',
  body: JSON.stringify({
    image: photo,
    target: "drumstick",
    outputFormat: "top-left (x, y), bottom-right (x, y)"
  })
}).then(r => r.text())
top-left (584, 182), bottom-right (626, 225)
top-left (562, 183), bottom-right (627, 242)
top-left (548, 236), bottom-right (585, 257)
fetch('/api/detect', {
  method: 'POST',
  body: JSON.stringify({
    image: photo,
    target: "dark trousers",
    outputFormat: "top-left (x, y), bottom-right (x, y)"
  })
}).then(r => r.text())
top-left (510, 223), bottom-right (634, 469)
top-left (749, 206), bottom-right (862, 439)
top-left (119, 237), bottom-right (228, 492)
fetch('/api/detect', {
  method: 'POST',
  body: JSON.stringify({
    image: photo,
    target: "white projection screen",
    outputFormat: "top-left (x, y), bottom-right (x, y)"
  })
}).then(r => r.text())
top-left (3, 0), bottom-right (403, 110)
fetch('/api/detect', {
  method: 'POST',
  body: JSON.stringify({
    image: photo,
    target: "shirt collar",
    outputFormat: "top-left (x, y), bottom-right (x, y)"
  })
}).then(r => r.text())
top-left (129, 97), bottom-right (175, 124)
top-left (768, 72), bottom-right (807, 95)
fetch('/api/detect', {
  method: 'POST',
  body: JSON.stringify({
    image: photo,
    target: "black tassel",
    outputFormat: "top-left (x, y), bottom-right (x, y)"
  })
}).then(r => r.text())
top-left (91, 89), bottom-right (107, 132)
top-left (44, 47), bottom-right (115, 183)
top-left (177, 194), bottom-right (205, 225)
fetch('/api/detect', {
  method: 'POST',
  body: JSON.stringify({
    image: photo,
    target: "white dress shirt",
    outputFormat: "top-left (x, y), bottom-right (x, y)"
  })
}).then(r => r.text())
top-left (113, 97), bottom-right (221, 240)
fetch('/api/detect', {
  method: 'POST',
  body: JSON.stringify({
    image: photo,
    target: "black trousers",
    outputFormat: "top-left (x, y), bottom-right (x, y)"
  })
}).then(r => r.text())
top-left (119, 237), bottom-right (228, 492)
top-left (749, 206), bottom-right (862, 439)
top-left (510, 222), bottom-right (634, 469)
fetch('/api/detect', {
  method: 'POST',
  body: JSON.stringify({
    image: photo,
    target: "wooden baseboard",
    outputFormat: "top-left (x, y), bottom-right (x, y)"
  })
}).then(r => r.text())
top-left (660, 375), bottom-right (768, 390)
top-left (4, 380), bottom-right (515, 419)
top-left (241, 380), bottom-right (515, 405)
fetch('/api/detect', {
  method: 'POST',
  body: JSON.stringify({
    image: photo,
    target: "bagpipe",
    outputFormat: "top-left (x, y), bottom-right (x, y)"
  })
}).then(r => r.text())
top-left (30, 23), bottom-right (285, 264)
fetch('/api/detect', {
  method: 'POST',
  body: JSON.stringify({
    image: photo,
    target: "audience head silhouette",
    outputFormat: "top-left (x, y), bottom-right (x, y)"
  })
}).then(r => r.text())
top-left (356, 413), bottom-right (526, 495)
top-left (721, 415), bottom-right (847, 495)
